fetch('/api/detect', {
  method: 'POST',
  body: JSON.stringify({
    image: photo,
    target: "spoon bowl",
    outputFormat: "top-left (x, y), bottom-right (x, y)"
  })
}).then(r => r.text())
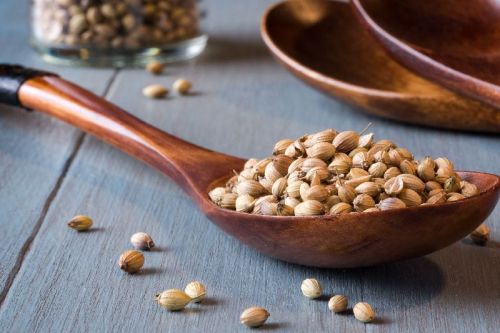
top-left (261, 0), bottom-right (500, 133)
top-left (352, 0), bottom-right (500, 109)
top-left (1, 64), bottom-right (499, 268)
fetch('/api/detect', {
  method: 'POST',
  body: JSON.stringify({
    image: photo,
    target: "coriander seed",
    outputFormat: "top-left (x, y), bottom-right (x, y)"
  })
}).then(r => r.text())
top-left (118, 250), bottom-right (144, 273)
top-left (143, 84), bottom-right (168, 99)
top-left (146, 61), bottom-right (165, 75)
top-left (130, 232), bottom-right (155, 251)
top-left (240, 306), bottom-right (270, 328)
top-left (155, 289), bottom-right (191, 311)
top-left (353, 302), bottom-right (376, 323)
top-left (67, 215), bottom-right (93, 231)
top-left (301, 278), bottom-right (322, 299)
top-left (173, 78), bottom-right (192, 95)
top-left (328, 295), bottom-right (348, 313)
top-left (184, 281), bottom-right (206, 303)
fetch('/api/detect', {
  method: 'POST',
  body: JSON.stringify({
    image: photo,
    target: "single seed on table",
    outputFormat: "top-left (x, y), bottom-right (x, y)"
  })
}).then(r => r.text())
top-left (469, 223), bottom-right (490, 245)
top-left (184, 281), bottom-right (206, 303)
top-left (67, 215), bottom-right (93, 231)
top-left (240, 306), bottom-right (270, 328)
top-left (301, 278), bottom-right (322, 299)
top-left (173, 78), bottom-right (192, 95)
top-left (143, 84), bottom-right (168, 98)
top-left (328, 295), bottom-right (348, 313)
top-left (146, 61), bottom-right (165, 75)
top-left (155, 289), bottom-right (192, 311)
top-left (118, 250), bottom-right (144, 273)
top-left (130, 232), bottom-right (155, 250)
top-left (353, 302), bottom-right (376, 323)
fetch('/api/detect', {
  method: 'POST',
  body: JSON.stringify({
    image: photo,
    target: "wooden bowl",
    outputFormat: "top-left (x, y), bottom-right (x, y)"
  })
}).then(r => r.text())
top-left (261, 0), bottom-right (500, 133)
top-left (352, 0), bottom-right (500, 111)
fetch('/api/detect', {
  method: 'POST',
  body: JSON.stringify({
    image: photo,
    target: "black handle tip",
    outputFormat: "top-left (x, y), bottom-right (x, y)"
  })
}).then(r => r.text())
top-left (0, 64), bottom-right (57, 107)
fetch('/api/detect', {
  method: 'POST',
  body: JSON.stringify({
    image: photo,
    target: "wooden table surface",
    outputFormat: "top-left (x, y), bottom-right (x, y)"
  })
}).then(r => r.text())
top-left (0, 1), bottom-right (498, 332)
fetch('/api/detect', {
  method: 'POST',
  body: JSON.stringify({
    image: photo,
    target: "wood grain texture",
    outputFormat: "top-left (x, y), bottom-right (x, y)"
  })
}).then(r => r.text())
top-left (0, 0), bottom-right (115, 303)
top-left (261, 0), bottom-right (500, 132)
top-left (0, 0), bottom-right (499, 332)
top-left (352, 0), bottom-right (500, 109)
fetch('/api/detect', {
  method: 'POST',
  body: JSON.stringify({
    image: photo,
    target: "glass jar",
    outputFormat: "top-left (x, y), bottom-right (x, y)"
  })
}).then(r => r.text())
top-left (31, 0), bottom-right (207, 66)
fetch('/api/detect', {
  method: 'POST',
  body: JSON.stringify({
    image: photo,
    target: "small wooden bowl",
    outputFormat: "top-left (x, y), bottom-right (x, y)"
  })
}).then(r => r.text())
top-left (352, 0), bottom-right (500, 111)
top-left (261, 0), bottom-right (500, 133)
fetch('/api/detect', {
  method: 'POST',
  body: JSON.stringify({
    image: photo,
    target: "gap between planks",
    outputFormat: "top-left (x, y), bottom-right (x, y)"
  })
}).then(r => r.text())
top-left (0, 68), bottom-right (120, 308)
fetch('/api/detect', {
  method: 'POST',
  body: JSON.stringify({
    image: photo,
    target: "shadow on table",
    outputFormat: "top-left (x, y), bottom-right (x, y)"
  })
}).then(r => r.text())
top-left (199, 35), bottom-right (272, 64)
top-left (267, 239), bottom-right (500, 312)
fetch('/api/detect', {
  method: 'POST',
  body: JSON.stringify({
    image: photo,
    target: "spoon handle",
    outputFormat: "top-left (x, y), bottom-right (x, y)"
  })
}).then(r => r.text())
top-left (0, 64), bottom-right (241, 201)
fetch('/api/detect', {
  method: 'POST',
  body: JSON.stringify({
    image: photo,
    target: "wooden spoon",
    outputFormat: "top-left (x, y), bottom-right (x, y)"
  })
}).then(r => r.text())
top-left (352, 0), bottom-right (500, 110)
top-left (1, 64), bottom-right (499, 268)
top-left (261, 0), bottom-right (500, 133)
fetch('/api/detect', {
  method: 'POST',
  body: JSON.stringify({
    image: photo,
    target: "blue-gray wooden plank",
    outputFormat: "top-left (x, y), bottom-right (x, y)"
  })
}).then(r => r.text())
top-left (0, 0), bottom-right (115, 304)
top-left (0, 0), bottom-right (499, 332)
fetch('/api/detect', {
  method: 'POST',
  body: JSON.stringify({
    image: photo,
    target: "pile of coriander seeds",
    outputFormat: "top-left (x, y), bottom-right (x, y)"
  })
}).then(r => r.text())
top-left (32, 0), bottom-right (201, 48)
top-left (209, 128), bottom-right (480, 216)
